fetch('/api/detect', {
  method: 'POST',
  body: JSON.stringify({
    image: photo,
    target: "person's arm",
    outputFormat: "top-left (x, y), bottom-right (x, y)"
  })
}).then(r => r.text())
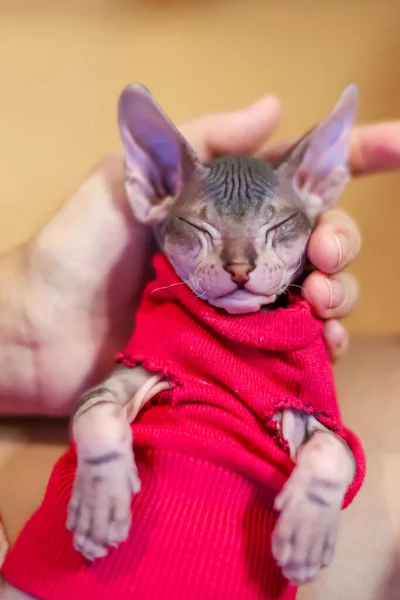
top-left (0, 96), bottom-right (399, 415)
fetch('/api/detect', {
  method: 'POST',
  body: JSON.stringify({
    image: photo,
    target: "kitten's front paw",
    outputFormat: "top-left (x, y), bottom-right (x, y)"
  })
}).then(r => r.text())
top-left (271, 430), bottom-right (354, 585)
top-left (67, 448), bottom-right (140, 561)
top-left (271, 467), bottom-right (343, 585)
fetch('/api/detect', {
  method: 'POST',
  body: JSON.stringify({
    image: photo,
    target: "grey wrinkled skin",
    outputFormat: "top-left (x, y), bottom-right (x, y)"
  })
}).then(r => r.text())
top-left (158, 153), bottom-right (313, 314)
top-left (67, 83), bottom-right (358, 579)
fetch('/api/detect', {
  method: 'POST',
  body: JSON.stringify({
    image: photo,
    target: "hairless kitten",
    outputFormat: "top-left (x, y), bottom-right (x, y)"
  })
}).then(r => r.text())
top-left (3, 84), bottom-right (364, 600)
top-left (65, 84), bottom-right (360, 588)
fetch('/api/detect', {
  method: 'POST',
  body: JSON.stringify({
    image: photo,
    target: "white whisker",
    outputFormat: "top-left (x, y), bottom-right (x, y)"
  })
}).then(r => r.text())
top-left (288, 283), bottom-right (311, 303)
top-left (274, 257), bottom-right (307, 297)
top-left (193, 278), bottom-right (208, 299)
top-left (276, 285), bottom-right (288, 296)
top-left (151, 275), bottom-right (208, 300)
top-left (288, 257), bottom-right (304, 278)
top-left (151, 277), bottom-right (197, 295)
top-left (151, 281), bottom-right (187, 294)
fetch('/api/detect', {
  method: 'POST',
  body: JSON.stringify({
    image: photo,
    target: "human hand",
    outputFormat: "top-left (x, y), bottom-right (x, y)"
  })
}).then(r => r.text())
top-left (263, 121), bottom-right (400, 360)
top-left (185, 103), bottom-right (400, 362)
top-left (2, 96), bottom-right (400, 415)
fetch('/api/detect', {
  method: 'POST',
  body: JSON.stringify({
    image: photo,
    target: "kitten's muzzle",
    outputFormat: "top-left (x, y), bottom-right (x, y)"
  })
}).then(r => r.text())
top-left (224, 263), bottom-right (255, 287)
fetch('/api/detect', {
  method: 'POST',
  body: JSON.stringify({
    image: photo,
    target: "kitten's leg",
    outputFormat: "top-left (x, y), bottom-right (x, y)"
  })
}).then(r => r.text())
top-left (67, 365), bottom-right (169, 561)
top-left (271, 412), bottom-right (355, 585)
top-left (273, 409), bottom-right (307, 461)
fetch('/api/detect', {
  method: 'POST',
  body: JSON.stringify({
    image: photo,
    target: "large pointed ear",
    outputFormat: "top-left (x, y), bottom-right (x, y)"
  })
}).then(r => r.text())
top-left (276, 84), bottom-right (358, 217)
top-left (118, 83), bottom-right (201, 223)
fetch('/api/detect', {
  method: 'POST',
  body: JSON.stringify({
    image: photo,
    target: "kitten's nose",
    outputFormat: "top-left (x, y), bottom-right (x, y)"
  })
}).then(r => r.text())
top-left (225, 263), bottom-right (254, 285)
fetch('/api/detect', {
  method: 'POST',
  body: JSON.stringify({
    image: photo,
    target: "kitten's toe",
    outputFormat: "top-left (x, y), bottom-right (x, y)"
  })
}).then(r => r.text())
top-left (90, 501), bottom-right (113, 546)
top-left (66, 490), bottom-right (81, 531)
top-left (301, 566), bottom-right (319, 584)
top-left (274, 485), bottom-right (293, 512)
top-left (271, 528), bottom-right (292, 568)
top-left (74, 534), bottom-right (108, 561)
top-left (283, 561), bottom-right (318, 586)
top-left (107, 497), bottom-right (132, 546)
top-left (271, 492), bottom-right (301, 569)
top-left (71, 501), bottom-right (91, 541)
top-left (129, 469), bottom-right (141, 494)
top-left (281, 563), bottom-right (306, 586)
top-left (321, 533), bottom-right (336, 567)
top-left (107, 518), bottom-right (131, 547)
top-left (305, 536), bottom-right (325, 574)
top-left (281, 555), bottom-right (311, 585)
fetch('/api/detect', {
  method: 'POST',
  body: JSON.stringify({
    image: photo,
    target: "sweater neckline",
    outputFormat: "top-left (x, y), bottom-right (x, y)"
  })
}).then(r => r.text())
top-left (149, 253), bottom-right (322, 352)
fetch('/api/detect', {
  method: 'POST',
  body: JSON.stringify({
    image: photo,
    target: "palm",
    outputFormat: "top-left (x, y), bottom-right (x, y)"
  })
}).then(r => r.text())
top-left (1, 156), bottom-right (154, 415)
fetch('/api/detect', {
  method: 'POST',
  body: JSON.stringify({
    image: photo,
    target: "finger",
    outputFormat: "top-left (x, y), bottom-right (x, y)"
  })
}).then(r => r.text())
top-left (302, 271), bottom-right (359, 320)
top-left (307, 210), bottom-right (361, 275)
top-left (349, 122), bottom-right (400, 176)
top-left (259, 139), bottom-right (292, 164)
top-left (179, 95), bottom-right (281, 162)
top-left (262, 121), bottom-right (400, 177)
top-left (323, 320), bottom-right (349, 363)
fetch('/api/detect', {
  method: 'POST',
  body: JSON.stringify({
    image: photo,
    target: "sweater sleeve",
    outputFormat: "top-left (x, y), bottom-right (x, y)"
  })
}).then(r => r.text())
top-left (289, 333), bottom-right (366, 509)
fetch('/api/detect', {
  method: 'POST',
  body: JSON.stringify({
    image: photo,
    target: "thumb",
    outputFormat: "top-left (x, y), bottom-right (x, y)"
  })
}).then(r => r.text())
top-left (179, 95), bottom-right (282, 162)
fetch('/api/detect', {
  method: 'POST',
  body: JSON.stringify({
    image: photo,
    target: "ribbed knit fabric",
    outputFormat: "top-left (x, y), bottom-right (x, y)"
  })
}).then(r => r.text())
top-left (2, 449), bottom-right (297, 600)
top-left (1, 253), bottom-right (366, 599)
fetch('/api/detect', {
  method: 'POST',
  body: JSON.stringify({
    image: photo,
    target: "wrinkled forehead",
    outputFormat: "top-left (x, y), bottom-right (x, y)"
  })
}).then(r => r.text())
top-left (200, 155), bottom-right (279, 221)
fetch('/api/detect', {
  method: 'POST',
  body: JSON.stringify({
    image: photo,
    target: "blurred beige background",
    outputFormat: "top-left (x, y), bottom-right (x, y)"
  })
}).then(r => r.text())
top-left (0, 0), bottom-right (399, 334)
top-left (1, 4), bottom-right (400, 598)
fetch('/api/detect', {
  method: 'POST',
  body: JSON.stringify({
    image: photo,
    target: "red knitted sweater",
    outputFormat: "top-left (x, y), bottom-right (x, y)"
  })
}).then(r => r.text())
top-left (1, 253), bottom-right (365, 600)
top-left (117, 253), bottom-right (365, 506)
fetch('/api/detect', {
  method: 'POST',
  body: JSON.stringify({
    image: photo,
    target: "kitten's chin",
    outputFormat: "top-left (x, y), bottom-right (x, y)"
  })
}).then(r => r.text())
top-left (209, 290), bottom-right (277, 315)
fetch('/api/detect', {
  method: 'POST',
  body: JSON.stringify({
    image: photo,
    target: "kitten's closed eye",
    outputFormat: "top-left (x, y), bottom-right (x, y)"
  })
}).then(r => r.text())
top-left (176, 217), bottom-right (208, 234)
top-left (176, 217), bottom-right (219, 242)
top-left (268, 213), bottom-right (299, 234)
top-left (270, 212), bottom-right (310, 242)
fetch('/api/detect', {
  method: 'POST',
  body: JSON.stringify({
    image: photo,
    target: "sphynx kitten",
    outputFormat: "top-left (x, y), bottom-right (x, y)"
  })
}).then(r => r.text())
top-left (66, 84), bottom-right (358, 587)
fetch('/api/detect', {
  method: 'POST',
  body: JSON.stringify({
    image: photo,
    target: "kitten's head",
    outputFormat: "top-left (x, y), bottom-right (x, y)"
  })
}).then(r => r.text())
top-left (118, 83), bottom-right (358, 314)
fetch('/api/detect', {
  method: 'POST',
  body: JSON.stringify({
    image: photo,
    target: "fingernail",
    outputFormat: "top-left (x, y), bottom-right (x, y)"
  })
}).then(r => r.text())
top-left (334, 233), bottom-right (349, 269)
top-left (325, 278), bottom-right (345, 309)
top-left (329, 320), bottom-right (346, 348)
